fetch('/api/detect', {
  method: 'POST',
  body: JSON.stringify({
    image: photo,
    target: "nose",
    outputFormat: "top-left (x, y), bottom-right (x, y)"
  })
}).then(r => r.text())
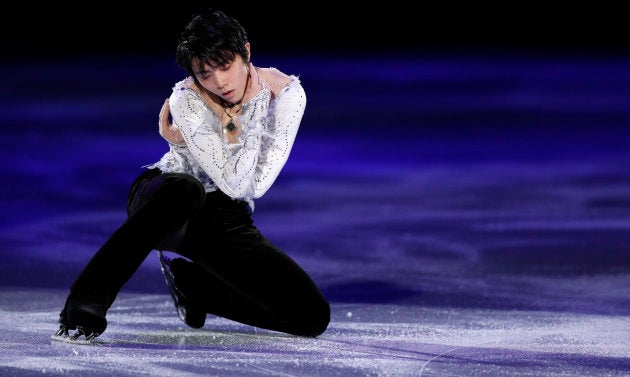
top-left (214, 71), bottom-right (229, 89)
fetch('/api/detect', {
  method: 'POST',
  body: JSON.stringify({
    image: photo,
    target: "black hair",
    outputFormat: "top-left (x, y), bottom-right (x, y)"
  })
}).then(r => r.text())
top-left (175, 9), bottom-right (249, 77)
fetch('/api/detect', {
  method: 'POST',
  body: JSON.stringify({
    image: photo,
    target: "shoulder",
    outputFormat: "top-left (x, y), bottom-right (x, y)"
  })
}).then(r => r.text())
top-left (171, 76), bottom-right (195, 94)
top-left (256, 67), bottom-right (298, 98)
top-left (168, 77), bottom-right (208, 124)
top-left (170, 77), bottom-right (201, 106)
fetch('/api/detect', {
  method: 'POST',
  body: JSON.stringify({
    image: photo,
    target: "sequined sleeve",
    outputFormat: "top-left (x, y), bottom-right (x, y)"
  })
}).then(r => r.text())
top-left (168, 76), bottom-right (305, 201)
top-left (250, 78), bottom-right (305, 197)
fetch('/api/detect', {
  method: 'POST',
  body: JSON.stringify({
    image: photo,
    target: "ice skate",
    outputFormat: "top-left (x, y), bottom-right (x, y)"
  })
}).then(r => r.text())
top-left (51, 293), bottom-right (107, 344)
top-left (158, 251), bottom-right (206, 329)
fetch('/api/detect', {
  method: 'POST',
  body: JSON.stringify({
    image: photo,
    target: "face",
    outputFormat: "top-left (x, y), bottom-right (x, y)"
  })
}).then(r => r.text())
top-left (192, 45), bottom-right (250, 104)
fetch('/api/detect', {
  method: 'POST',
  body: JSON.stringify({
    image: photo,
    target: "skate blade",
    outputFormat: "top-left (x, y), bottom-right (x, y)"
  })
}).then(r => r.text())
top-left (51, 327), bottom-right (100, 345)
top-left (50, 333), bottom-right (95, 345)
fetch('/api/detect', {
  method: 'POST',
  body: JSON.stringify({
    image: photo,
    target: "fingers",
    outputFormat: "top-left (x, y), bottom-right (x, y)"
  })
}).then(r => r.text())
top-left (158, 99), bottom-right (171, 136)
top-left (159, 99), bottom-right (170, 123)
top-left (158, 98), bottom-right (185, 145)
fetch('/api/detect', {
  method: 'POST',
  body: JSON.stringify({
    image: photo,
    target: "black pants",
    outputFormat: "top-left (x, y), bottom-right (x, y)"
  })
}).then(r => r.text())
top-left (70, 168), bottom-right (330, 337)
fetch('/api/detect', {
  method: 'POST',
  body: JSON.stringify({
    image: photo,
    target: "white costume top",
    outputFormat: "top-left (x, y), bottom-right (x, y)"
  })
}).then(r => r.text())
top-left (146, 69), bottom-right (306, 210)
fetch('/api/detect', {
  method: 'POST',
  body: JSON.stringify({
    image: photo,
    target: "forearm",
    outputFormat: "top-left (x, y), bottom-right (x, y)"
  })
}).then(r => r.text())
top-left (171, 87), bottom-right (262, 199)
top-left (169, 77), bottom-right (305, 200)
top-left (248, 80), bottom-right (305, 198)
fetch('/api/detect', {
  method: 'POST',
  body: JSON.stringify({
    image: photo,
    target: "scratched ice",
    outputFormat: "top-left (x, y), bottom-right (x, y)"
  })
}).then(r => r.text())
top-left (2, 53), bottom-right (630, 376)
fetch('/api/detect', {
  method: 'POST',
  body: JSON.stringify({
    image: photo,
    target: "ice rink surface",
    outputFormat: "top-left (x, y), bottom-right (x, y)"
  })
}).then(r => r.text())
top-left (2, 51), bottom-right (630, 376)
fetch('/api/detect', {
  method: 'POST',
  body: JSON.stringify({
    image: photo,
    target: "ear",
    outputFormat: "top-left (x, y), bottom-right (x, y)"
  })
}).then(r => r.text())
top-left (245, 43), bottom-right (251, 62)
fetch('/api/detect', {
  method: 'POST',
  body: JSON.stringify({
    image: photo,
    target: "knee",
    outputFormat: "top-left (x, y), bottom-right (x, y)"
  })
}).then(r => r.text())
top-left (163, 174), bottom-right (205, 202)
top-left (152, 174), bottom-right (206, 214)
top-left (127, 171), bottom-right (205, 216)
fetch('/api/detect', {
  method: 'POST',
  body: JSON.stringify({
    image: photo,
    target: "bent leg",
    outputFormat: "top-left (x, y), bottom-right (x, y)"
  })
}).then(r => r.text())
top-left (176, 195), bottom-right (330, 337)
top-left (69, 169), bottom-right (205, 308)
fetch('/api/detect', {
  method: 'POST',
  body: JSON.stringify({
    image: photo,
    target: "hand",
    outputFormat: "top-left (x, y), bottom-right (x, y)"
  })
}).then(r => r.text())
top-left (159, 98), bottom-right (185, 145)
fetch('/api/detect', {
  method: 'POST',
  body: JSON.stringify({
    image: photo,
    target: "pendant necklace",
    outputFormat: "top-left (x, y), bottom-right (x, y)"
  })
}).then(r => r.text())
top-left (221, 71), bottom-right (250, 133)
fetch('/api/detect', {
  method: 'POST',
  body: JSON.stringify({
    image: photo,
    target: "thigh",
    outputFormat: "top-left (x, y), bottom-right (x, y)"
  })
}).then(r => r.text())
top-left (127, 168), bottom-right (204, 216)
top-left (126, 168), bottom-right (206, 249)
top-left (126, 168), bottom-right (162, 216)
top-left (182, 223), bottom-right (322, 306)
